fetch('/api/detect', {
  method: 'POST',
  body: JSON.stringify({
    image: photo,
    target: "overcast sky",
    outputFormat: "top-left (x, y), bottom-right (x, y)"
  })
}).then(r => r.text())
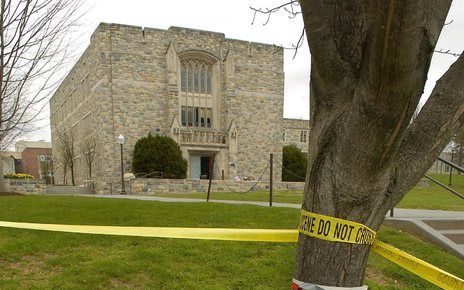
top-left (26, 0), bottom-right (463, 142)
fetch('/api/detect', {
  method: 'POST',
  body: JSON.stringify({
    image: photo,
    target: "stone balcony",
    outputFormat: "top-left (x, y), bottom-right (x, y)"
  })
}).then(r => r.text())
top-left (178, 128), bottom-right (228, 147)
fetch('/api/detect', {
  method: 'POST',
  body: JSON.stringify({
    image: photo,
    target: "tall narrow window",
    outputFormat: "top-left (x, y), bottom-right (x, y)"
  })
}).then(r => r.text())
top-left (206, 69), bottom-right (212, 94)
top-left (181, 66), bottom-right (186, 92)
top-left (300, 130), bottom-right (307, 143)
top-left (181, 59), bottom-right (212, 94)
top-left (181, 106), bottom-right (187, 126)
top-left (180, 58), bottom-right (214, 128)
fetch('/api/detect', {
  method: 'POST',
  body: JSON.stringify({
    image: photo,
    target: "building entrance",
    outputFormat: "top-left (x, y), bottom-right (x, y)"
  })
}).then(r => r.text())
top-left (189, 154), bottom-right (213, 179)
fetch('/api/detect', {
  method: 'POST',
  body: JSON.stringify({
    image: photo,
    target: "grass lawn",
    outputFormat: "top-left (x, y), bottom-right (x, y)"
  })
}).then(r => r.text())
top-left (0, 195), bottom-right (463, 289)
top-left (154, 173), bottom-right (464, 211)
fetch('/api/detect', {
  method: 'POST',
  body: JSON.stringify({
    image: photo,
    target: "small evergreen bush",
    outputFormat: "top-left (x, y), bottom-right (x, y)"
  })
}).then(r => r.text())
top-left (282, 145), bottom-right (307, 182)
top-left (131, 133), bottom-right (188, 179)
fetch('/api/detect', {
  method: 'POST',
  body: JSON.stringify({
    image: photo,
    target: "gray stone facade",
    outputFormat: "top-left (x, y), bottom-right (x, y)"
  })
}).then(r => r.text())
top-left (283, 118), bottom-right (310, 153)
top-left (50, 23), bottom-right (298, 192)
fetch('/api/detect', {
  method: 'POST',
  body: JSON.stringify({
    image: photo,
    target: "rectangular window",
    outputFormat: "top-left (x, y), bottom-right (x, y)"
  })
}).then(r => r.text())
top-left (283, 129), bottom-right (286, 141)
top-left (206, 108), bottom-right (212, 128)
top-left (181, 106), bottom-right (212, 128)
top-left (300, 130), bottom-right (307, 143)
top-left (188, 107), bottom-right (194, 126)
top-left (201, 68), bottom-right (207, 94)
top-left (194, 66), bottom-right (200, 93)
top-left (206, 70), bottom-right (212, 94)
top-left (188, 67), bottom-right (194, 92)
top-left (194, 107), bottom-right (199, 126)
top-left (181, 66), bottom-right (186, 92)
top-left (200, 108), bottom-right (206, 127)
top-left (181, 106), bottom-right (186, 126)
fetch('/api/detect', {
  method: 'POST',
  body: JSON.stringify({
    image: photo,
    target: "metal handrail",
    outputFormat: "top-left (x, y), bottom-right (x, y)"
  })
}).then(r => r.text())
top-left (437, 156), bottom-right (464, 173)
top-left (391, 157), bottom-right (464, 217)
top-left (424, 174), bottom-right (464, 200)
top-left (134, 171), bottom-right (164, 179)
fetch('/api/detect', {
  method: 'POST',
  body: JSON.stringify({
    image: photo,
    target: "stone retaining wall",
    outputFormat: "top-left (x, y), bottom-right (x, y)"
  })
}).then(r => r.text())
top-left (4, 179), bottom-right (46, 194)
top-left (122, 178), bottom-right (305, 195)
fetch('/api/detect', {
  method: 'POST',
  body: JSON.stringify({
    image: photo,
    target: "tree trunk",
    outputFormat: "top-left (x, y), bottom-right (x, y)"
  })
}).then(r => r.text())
top-left (70, 163), bottom-right (75, 186)
top-left (294, 0), bottom-right (463, 287)
top-left (0, 160), bottom-right (5, 193)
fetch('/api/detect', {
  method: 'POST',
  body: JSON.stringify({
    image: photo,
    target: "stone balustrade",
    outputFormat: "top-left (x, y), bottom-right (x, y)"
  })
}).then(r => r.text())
top-left (179, 129), bottom-right (228, 146)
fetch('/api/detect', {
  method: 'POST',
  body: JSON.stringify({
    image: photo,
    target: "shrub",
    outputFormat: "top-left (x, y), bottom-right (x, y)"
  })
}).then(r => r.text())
top-left (4, 173), bottom-right (34, 180)
top-left (131, 133), bottom-right (188, 179)
top-left (282, 145), bottom-right (307, 182)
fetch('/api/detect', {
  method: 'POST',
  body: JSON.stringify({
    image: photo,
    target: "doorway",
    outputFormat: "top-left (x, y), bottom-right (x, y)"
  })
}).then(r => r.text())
top-left (189, 154), bottom-right (212, 179)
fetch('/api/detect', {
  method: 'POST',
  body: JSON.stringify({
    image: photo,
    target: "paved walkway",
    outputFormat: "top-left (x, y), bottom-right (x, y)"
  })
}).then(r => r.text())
top-left (66, 194), bottom-right (464, 219)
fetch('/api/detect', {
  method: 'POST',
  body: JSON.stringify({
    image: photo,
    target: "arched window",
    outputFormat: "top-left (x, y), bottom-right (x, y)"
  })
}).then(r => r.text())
top-left (180, 59), bottom-right (212, 94)
top-left (180, 58), bottom-right (214, 128)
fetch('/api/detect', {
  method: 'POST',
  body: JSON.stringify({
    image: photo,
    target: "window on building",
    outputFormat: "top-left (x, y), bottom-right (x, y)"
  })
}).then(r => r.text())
top-left (180, 58), bottom-right (214, 128)
top-left (181, 106), bottom-right (212, 128)
top-left (180, 59), bottom-right (212, 94)
top-left (300, 130), bottom-right (307, 143)
top-left (283, 129), bottom-right (286, 141)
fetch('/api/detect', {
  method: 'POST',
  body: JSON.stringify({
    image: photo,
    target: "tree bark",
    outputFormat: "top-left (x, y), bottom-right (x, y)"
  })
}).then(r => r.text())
top-left (294, 0), bottom-right (460, 286)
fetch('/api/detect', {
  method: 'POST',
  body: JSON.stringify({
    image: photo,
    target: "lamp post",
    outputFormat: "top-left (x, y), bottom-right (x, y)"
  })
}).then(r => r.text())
top-left (117, 134), bottom-right (126, 194)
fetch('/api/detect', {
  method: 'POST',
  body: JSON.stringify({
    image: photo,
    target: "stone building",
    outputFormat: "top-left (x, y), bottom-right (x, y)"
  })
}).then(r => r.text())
top-left (50, 23), bottom-right (309, 192)
top-left (283, 118), bottom-right (310, 153)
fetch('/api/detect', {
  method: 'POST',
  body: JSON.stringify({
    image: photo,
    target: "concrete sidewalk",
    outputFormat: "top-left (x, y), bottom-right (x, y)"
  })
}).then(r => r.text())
top-left (66, 193), bottom-right (464, 218)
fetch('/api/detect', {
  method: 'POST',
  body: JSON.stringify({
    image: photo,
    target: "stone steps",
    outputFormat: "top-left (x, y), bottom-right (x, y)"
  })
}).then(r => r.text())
top-left (385, 217), bottom-right (464, 259)
top-left (46, 186), bottom-right (94, 195)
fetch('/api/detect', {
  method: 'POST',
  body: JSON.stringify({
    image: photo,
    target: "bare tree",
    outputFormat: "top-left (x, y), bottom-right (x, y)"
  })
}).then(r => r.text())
top-left (451, 126), bottom-right (464, 169)
top-left (79, 134), bottom-right (99, 180)
top-left (55, 126), bottom-right (75, 185)
top-left (0, 0), bottom-right (82, 190)
top-left (39, 156), bottom-right (53, 184)
top-left (254, 1), bottom-right (463, 287)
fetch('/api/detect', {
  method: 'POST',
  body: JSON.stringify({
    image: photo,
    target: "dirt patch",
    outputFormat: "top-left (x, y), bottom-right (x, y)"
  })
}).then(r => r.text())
top-left (0, 254), bottom-right (60, 278)
top-left (366, 268), bottom-right (389, 286)
top-left (109, 273), bottom-right (150, 289)
top-left (366, 267), bottom-right (406, 288)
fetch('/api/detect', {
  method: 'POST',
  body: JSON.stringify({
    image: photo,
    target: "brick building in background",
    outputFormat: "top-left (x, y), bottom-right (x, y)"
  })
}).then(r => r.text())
top-left (0, 141), bottom-right (53, 184)
top-left (20, 147), bottom-right (53, 180)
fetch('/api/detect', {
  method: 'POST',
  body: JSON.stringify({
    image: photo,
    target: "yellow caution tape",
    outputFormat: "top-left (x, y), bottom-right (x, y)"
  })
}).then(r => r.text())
top-left (372, 240), bottom-right (464, 290)
top-left (0, 221), bottom-right (297, 243)
top-left (298, 210), bottom-right (376, 245)
top-left (0, 220), bottom-right (463, 289)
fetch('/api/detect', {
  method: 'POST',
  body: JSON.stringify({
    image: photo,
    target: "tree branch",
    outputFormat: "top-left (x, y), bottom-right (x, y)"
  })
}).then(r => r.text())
top-left (392, 53), bottom-right (464, 205)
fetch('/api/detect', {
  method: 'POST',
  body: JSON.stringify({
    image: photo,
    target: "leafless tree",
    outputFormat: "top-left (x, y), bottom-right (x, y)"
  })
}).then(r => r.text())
top-left (0, 0), bottom-right (82, 190)
top-left (39, 156), bottom-right (53, 184)
top-left (451, 126), bottom-right (464, 169)
top-left (55, 126), bottom-right (75, 185)
top-left (253, 1), bottom-right (464, 287)
top-left (79, 133), bottom-right (99, 180)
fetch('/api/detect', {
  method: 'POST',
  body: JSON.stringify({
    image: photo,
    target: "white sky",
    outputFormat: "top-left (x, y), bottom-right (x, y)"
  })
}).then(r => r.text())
top-left (26, 0), bottom-right (463, 142)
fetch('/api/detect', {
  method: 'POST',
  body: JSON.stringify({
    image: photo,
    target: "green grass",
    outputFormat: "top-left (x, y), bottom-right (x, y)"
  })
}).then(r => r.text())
top-left (0, 195), bottom-right (462, 289)
top-left (154, 174), bottom-right (464, 211)
top-left (397, 174), bottom-right (464, 211)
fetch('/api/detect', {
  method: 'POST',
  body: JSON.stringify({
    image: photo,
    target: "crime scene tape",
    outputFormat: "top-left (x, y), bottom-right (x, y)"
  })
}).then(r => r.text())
top-left (0, 221), bottom-right (297, 243)
top-left (0, 220), bottom-right (463, 289)
top-left (372, 240), bottom-right (464, 290)
top-left (298, 210), bottom-right (376, 245)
